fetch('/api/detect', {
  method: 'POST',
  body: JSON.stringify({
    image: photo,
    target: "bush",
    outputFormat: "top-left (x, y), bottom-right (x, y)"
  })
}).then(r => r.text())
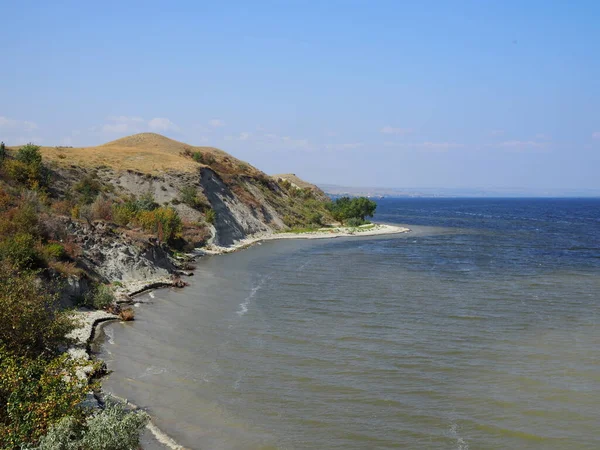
top-left (33, 400), bottom-right (149, 450)
top-left (134, 191), bottom-right (158, 212)
top-left (3, 159), bottom-right (42, 188)
top-left (0, 350), bottom-right (92, 448)
top-left (84, 284), bottom-right (115, 310)
top-left (119, 307), bottom-right (135, 321)
top-left (0, 141), bottom-right (6, 161)
top-left (136, 206), bottom-right (182, 242)
top-left (205, 208), bottom-right (216, 224)
top-left (180, 185), bottom-right (201, 207)
top-left (306, 211), bottom-right (323, 226)
top-left (0, 201), bottom-right (39, 236)
top-left (191, 151), bottom-right (216, 165)
top-left (90, 195), bottom-right (113, 221)
top-left (0, 263), bottom-right (74, 356)
top-left (50, 199), bottom-right (74, 216)
top-left (42, 242), bottom-right (66, 260)
top-left (73, 176), bottom-right (102, 205)
top-left (16, 143), bottom-right (42, 166)
top-left (0, 232), bottom-right (41, 269)
top-left (345, 217), bottom-right (366, 227)
top-left (111, 202), bottom-right (136, 226)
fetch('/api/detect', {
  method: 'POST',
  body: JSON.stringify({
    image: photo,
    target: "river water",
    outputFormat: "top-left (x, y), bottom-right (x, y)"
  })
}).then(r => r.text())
top-left (95, 198), bottom-right (600, 449)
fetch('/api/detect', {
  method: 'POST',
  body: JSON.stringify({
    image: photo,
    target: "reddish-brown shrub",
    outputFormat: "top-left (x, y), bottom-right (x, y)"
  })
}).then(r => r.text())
top-left (119, 307), bottom-right (135, 321)
top-left (91, 196), bottom-right (113, 221)
top-left (50, 199), bottom-right (73, 216)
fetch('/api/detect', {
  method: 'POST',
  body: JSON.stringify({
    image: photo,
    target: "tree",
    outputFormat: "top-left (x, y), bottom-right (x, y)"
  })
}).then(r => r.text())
top-left (327, 196), bottom-right (377, 224)
top-left (352, 196), bottom-right (377, 221)
top-left (0, 141), bottom-right (6, 161)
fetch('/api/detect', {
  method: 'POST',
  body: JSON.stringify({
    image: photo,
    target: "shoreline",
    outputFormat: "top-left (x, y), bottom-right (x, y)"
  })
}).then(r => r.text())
top-left (71, 222), bottom-right (410, 449)
top-left (202, 223), bottom-right (410, 255)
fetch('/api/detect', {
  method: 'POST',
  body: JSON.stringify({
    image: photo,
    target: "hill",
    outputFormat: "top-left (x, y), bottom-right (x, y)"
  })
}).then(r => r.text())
top-left (9, 133), bottom-right (332, 248)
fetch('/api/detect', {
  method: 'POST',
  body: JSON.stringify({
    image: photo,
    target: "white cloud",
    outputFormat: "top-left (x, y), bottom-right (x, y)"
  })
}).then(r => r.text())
top-left (148, 117), bottom-right (179, 132)
top-left (380, 126), bottom-right (413, 135)
top-left (592, 132), bottom-right (600, 139)
top-left (489, 129), bottom-right (505, 137)
top-left (102, 123), bottom-right (133, 133)
top-left (208, 119), bottom-right (225, 128)
top-left (0, 116), bottom-right (38, 131)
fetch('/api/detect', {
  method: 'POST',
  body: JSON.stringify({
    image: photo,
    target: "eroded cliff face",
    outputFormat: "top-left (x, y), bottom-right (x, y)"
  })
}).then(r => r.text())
top-left (65, 219), bottom-right (176, 283)
top-left (199, 168), bottom-right (275, 246)
top-left (28, 132), bottom-right (333, 303)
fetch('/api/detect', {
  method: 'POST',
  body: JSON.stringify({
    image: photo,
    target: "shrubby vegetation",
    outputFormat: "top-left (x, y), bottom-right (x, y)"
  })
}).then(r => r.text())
top-left (0, 143), bottom-right (172, 448)
top-left (31, 400), bottom-right (148, 450)
top-left (327, 196), bottom-right (377, 225)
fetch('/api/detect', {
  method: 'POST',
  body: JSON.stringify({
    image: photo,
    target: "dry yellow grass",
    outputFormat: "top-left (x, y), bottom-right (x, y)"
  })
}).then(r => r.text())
top-left (37, 133), bottom-right (255, 175)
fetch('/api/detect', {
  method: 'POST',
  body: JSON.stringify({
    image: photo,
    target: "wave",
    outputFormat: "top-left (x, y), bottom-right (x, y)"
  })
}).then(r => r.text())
top-left (236, 275), bottom-right (270, 316)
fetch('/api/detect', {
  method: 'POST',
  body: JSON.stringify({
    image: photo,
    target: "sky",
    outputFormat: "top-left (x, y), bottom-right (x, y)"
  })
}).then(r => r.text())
top-left (1, 1), bottom-right (599, 192)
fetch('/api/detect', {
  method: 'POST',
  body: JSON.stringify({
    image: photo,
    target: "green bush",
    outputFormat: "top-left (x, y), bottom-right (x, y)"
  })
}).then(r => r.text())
top-left (192, 151), bottom-right (204, 163)
top-left (306, 211), bottom-right (323, 226)
top-left (3, 159), bottom-right (41, 188)
top-left (134, 191), bottom-right (158, 212)
top-left (111, 202), bottom-right (136, 226)
top-left (43, 242), bottom-right (66, 260)
top-left (0, 141), bottom-right (6, 161)
top-left (73, 176), bottom-right (102, 205)
top-left (84, 284), bottom-right (115, 310)
top-left (16, 143), bottom-right (42, 166)
top-left (0, 350), bottom-right (91, 448)
top-left (180, 185), bottom-right (201, 208)
top-left (0, 232), bottom-right (40, 269)
top-left (0, 263), bottom-right (74, 356)
top-left (345, 217), bottom-right (366, 227)
top-left (32, 400), bottom-right (149, 450)
top-left (136, 206), bottom-right (182, 242)
top-left (205, 208), bottom-right (216, 224)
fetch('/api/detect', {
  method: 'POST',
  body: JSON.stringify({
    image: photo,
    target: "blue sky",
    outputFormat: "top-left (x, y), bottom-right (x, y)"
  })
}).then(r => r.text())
top-left (1, 1), bottom-right (598, 191)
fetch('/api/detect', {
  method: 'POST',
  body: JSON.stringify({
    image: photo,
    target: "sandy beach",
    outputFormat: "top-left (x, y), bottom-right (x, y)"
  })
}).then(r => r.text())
top-left (203, 223), bottom-right (411, 254)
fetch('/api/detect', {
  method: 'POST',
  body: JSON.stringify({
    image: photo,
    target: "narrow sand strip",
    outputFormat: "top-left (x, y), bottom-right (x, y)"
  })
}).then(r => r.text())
top-left (203, 223), bottom-right (410, 254)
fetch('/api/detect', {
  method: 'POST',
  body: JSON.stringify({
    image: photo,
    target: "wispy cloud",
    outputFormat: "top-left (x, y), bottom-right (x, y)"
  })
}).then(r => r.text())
top-left (380, 126), bottom-right (413, 135)
top-left (325, 142), bottom-right (363, 150)
top-left (225, 132), bottom-right (252, 141)
top-left (208, 119), bottom-right (225, 128)
top-left (102, 123), bottom-right (133, 133)
top-left (495, 140), bottom-right (548, 151)
top-left (489, 129), bottom-right (505, 137)
top-left (0, 116), bottom-right (38, 131)
top-left (107, 116), bottom-right (144, 124)
top-left (384, 141), bottom-right (464, 152)
top-left (99, 116), bottom-right (179, 134)
top-left (148, 117), bottom-right (179, 132)
top-left (592, 132), bottom-right (600, 139)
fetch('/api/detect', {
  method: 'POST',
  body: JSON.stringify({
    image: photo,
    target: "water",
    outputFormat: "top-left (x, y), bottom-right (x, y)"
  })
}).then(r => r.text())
top-left (95, 198), bottom-right (600, 449)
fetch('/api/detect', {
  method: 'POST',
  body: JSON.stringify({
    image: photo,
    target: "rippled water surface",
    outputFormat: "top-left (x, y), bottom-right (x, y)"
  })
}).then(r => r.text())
top-left (96, 198), bottom-right (600, 449)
